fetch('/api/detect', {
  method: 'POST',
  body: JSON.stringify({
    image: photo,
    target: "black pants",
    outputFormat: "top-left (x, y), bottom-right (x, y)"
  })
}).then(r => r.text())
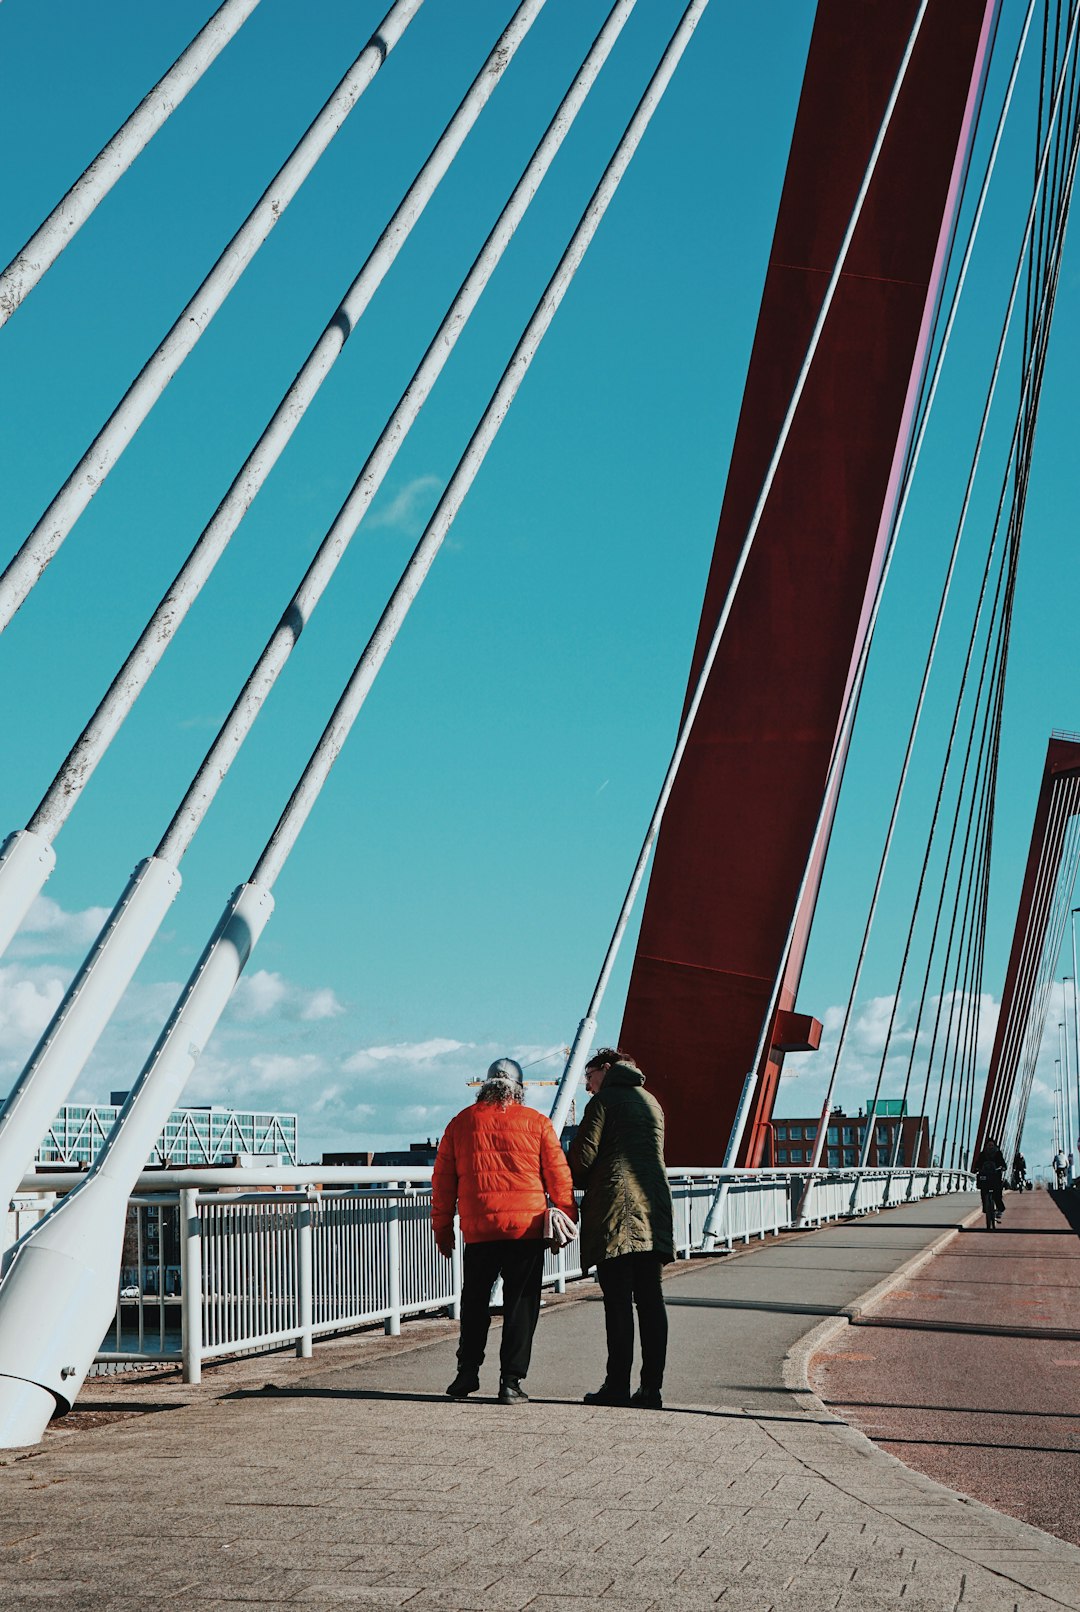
top-left (458, 1239), bottom-right (545, 1382)
top-left (596, 1251), bottom-right (667, 1393)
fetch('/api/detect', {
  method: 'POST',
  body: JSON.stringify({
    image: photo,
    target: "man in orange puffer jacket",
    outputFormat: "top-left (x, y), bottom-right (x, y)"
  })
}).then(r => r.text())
top-left (432, 1057), bottom-right (576, 1404)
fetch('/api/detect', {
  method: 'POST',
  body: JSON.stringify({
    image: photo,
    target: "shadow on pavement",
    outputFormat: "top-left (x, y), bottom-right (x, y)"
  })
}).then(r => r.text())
top-left (850, 1315), bottom-right (1080, 1341)
top-left (959, 1225), bottom-right (1077, 1235)
top-left (831, 1397), bottom-right (1080, 1422)
top-left (1048, 1189), bottom-right (1080, 1233)
top-left (666, 1295), bottom-right (845, 1318)
top-left (221, 1383), bottom-right (839, 1426)
top-left (876, 1433), bottom-right (1080, 1456)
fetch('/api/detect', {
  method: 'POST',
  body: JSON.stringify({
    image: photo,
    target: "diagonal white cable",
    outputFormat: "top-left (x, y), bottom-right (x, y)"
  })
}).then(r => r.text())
top-left (0, 0), bottom-right (423, 632)
top-left (0, 0), bottom-right (711, 1450)
top-left (0, 0), bottom-right (705, 1234)
top-left (0, 0), bottom-right (263, 326)
top-left (154, 0), bottom-right (639, 860)
top-left (549, 0), bottom-right (934, 1142)
top-left (0, 0), bottom-right (560, 963)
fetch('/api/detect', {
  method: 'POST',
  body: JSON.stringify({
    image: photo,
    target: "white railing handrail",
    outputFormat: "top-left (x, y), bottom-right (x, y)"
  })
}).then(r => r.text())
top-left (15, 1161), bottom-right (969, 1196)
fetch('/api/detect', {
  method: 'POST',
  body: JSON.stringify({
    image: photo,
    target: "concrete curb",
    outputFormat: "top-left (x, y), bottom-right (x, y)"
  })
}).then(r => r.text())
top-left (779, 1203), bottom-right (1080, 1609)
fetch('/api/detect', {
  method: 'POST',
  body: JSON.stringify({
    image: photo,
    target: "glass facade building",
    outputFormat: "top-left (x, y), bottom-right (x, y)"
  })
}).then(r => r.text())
top-left (33, 1104), bottom-right (299, 1168)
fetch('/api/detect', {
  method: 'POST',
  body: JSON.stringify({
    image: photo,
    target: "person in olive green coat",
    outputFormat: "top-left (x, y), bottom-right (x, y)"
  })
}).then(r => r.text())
top-left (568, 1048), bottom-right (674, 1409)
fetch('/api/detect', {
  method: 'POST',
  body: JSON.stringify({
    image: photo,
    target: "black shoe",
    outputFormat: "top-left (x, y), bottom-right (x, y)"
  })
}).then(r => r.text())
top-left (582, 1383), bottom-right (631, 1406)
top-left (630, 1386), bottom-right (663, 1410)
top-left (498, 1378), bottom-right (528, 1405)
top-left (446, 1372), bottom-right (480, 1398)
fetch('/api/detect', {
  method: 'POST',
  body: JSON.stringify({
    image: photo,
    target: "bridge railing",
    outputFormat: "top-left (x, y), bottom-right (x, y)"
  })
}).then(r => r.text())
top-left (8, 1164), bottom-right (971, 1381)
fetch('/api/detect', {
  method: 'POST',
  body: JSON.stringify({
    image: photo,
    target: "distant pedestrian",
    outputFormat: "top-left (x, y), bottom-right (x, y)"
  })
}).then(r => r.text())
top-left (432, 1057), bottom-right (576, 1405)
top-left (569, 1048), bottom-right (674, 1409)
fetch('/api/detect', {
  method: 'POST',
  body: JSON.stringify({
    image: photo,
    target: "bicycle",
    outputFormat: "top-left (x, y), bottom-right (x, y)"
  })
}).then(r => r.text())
top-left (977, 1170), bottom-right (1004, 1230)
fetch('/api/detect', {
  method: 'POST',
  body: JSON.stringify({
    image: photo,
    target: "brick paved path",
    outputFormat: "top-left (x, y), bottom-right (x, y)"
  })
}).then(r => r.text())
top-left (2, 1194), bottom-right (1078, 1611)
top-left (812, 1185), bottom-right (1080, 1552)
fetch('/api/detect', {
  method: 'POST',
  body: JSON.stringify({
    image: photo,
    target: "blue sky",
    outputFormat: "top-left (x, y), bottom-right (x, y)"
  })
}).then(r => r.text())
top-left (0, 1), bottom-right (1076, 1168)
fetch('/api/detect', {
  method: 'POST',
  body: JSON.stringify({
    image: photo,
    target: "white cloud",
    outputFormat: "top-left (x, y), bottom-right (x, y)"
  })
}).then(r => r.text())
top-left (0, 896), bottom-right (572, 1165)
top-left (366, 474), bottom-right (442, 536)
top-left (228, 970), bottom-right (344, 1026)
top-left (231, 969), bottom-right (288, 1020)
top-left (301, 988), bottom-right (345, 1022)
top-left (8, 894), bottom-right (110, 959)
top-left (343, 1036), bottom-right (469, 1073)
top-left (0, 966), bottom-right (66, 1065)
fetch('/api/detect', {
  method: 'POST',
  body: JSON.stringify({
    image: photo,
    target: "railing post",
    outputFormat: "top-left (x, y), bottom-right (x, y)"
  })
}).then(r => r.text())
top-left (385, 1193), bottom-right (401, 1336)
top-left (179, 1188), bottom-right (202, 1385)
top-left (296, 1193), bottom-right (313, 1359)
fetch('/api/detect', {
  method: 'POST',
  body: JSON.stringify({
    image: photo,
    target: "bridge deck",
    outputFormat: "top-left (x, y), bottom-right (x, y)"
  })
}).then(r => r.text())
top-left (813, 1185), bottom-right (1080, 1556)
top-left (4, 1193), bottom-right (1079, 1610)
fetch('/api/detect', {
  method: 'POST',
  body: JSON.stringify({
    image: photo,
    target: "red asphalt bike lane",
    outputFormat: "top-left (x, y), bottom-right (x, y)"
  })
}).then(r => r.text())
top-left (810, 1186), bottom-right (1080, 1548)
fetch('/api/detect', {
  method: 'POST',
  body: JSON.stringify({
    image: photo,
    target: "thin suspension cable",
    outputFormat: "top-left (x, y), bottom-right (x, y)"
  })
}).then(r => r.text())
top-left (22, 0), bottom-right (561, 850)
top-left (549, 0), bottom-right (933, 1140)
top-left (983, 755), bottom-right (1069, 1139)
top-left (0, 0), bottom-right (263, 327)
top-left (810, 10), bottom-right (1080, 1172)
top-left (927, 705), bottom-right (1000, 1164)
top-left (154, 0), bottom-right (639, 864)
top-left (251, 0), bottom-right (711, 891)
top-left (838, 30), bottom-right (1080, 1163)
top-left (883, 92), bottom-right (1077, 1158)
top-left (0, 0), bottom-right (423, 632)
top-left (786, 4), bottom-right (1069, 1183)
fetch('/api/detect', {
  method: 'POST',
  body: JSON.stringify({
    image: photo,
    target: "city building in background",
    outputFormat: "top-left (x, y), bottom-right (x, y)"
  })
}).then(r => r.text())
top-left (31, 1098), bottom-right (299, 1170)
top-left (767, 1101), bottom-right (929, 1168)
top-left (322, 1139), bottom-right (439, 1168)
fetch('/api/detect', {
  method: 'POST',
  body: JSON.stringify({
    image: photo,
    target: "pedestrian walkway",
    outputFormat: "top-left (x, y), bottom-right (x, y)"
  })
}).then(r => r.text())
top-left (812, 1185), bottom-right (1080, 1553)
top-left (3, 1192), bottom-right (1080, 1610)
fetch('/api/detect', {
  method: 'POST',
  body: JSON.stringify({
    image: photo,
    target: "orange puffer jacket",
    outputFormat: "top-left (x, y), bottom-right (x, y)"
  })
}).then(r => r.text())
top-left (432, 1100), bottom-right (576, 1245)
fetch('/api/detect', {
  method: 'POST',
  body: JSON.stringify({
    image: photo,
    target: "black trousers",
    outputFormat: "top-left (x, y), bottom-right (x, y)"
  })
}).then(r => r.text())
top-left (596, 1251), bottom-right (668, 1393)
top-left (458, 1239), bottom-right (546, 1382)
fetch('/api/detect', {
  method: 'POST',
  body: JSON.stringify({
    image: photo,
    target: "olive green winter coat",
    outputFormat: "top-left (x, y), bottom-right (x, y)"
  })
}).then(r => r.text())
top-left (568, 1062), bottom-right (675, 1270)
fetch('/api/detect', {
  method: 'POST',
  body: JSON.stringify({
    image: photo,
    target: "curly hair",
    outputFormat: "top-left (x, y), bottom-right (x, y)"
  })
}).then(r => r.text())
top-left (585, 1046), bottom-right (637, 1075)
top-left (475, 1078), bottom-right (524, 1107)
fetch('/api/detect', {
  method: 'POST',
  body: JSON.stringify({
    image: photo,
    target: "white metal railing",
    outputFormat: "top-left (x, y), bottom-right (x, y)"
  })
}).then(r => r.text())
top-left (6, 1164), bottom-right (971, 1381)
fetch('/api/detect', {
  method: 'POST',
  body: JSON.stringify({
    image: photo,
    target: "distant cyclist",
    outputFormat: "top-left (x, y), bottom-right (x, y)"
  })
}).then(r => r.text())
top-left (973, 1137), bottom-right (1007, 1226)
top-left (1011, 1150), bottom-right (1028, 1192)
top-left (1054, 1148), bottom-right (1069, 1189)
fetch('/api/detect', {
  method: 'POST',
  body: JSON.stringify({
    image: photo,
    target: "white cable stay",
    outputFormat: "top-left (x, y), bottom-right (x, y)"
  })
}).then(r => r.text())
top-left (0, 0), bottom-right (263, 327)
top-left (0, 0), bottom-right (558, 959)
top-left (0, 0), bottom-right (424, 634)
top-left (0, 0), bottom-right (709, 1453)
top-left (0, 0), bottom-right (640, 1209)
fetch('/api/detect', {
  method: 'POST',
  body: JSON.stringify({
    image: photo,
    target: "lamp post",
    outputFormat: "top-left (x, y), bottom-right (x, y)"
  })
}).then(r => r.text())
top-left (1060, 1006), bottom-right (1072, 1179)
top-left (1071, 908), bottom-right (1080, 1152)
